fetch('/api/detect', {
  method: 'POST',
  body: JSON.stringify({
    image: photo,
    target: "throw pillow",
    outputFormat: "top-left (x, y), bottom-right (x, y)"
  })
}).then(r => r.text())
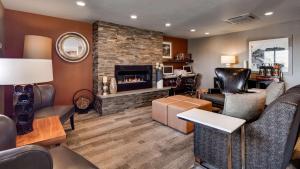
top-left (266, 82), bottom-right (285, 105)
top-left (223, 92), bottom-right (266, 121)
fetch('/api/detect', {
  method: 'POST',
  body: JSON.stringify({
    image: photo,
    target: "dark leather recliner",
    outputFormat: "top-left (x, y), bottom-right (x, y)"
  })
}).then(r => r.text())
top-left (33, 84), bottom-right (75, 130)
top-left (201, 68), bottom-right (251, 108)
top-left (0, 114), bottom-right (99, 169)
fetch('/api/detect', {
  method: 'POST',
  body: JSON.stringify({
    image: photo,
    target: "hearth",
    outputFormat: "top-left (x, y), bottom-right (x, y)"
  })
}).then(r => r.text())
top-left (115, 65), bottom-right (152, 92)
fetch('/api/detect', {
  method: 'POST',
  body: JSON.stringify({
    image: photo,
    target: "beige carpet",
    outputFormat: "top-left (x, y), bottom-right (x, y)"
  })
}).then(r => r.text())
top-left (64, 106), bottom-right (195, 169)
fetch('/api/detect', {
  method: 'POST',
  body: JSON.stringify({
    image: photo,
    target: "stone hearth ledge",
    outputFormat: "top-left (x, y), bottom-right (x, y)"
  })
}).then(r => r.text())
top-left (94, 87), bottom-right (171, 115)
top-left (99, 87), bottom-right (171, 98)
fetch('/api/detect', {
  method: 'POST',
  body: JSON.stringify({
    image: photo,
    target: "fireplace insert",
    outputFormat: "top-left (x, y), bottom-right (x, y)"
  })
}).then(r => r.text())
top-left (115, 65), bottom-right (152, 92)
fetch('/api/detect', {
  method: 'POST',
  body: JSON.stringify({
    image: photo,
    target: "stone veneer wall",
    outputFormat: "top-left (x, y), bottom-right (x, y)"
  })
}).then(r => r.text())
top-left (93, 21), bottom-right (163, 94)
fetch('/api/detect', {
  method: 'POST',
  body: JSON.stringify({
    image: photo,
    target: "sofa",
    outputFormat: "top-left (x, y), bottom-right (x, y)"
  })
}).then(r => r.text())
top-left (33, 84), bottom-right (75, 130)
top-left (194, 84), bottom-right (300, 169)
top-left (0, 114), bottom-right (99, 169)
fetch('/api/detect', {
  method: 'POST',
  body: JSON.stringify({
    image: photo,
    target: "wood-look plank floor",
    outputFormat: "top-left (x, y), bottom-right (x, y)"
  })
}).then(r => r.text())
top-left (64, 106), bottom-right (300, 169)
top-left (64, 106), bottom-right (195, 169)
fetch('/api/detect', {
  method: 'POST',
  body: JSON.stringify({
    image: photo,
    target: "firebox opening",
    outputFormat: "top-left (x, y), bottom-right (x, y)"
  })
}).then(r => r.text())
top-left (115, 65), bottom-right (152, 92)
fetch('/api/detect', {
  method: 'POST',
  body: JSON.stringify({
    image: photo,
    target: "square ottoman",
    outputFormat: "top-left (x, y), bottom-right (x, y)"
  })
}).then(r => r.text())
top-left (152, 98), bottom-right (178, 125)
top-left (184, 98), bottom-right (212, 111)
top-left (167, 101), bottom-right (200, 134)
top-left (168, 95), bottom-right (190, 101)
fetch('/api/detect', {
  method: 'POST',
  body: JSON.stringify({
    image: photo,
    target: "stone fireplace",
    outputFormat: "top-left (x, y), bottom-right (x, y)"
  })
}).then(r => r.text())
top-left (115, 65), bottom-right (152, 92)
top-left (93, 21), bottom-right (163, 94)
top-left (92, 21), bottom-right (169, 115)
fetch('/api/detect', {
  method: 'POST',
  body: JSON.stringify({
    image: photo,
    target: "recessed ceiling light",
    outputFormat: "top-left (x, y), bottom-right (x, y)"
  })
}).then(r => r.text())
top-left (264, 11), bottom-right (274, 16)
top-left (130, 15), bottom-right (138, 20)
top-left (76, 1), bottom-right (86, 7)
top-left (165, 23), bottom-right (171, 27)
top-left (205, 32), bottom-right (210, 35)
top-left (190, 29), bottom-right (196, 32)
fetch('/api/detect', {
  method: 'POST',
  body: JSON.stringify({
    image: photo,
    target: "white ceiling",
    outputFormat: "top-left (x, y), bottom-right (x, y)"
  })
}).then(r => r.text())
top-left (2, 0), bottom-right (300, 39)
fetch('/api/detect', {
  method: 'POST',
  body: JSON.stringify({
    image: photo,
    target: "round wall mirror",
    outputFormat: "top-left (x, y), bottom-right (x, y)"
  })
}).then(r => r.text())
top-left (56, 32), bottom-right (89, 62)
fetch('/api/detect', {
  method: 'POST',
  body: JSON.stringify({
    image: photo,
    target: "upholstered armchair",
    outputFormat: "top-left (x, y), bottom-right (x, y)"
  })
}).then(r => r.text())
top-left (0, 114), bottom-right (99, 169)
top-left (201, 68), bottom-right (251, 108)
top-left (195, 85), bottom-right (300, 169)
top-left (33, 84), bottom-right (75, 129)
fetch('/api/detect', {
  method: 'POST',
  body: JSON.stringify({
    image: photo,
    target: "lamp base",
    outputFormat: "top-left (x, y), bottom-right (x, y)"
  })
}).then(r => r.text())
top-left (225, 64), bottom-right (232, 68)
top-left (14, 85), bottom-right (34, 135)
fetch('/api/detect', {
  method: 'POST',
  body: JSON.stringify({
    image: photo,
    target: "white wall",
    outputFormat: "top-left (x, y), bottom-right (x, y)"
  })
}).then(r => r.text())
top-left (189, 20), bottom-right (300, 89)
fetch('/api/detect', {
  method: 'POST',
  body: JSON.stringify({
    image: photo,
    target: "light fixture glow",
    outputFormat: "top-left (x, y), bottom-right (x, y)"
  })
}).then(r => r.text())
top-left (264, 11), bottom-right (274, 16)
top-left (130, 15), bottom-right (138, 20)
top-left (190, 29), bottom-right (196, 32)
top-left (205, 32), bottom-right (210, 35)
top-left (165, 23), bottom-right (171, 27)
top-left (76, 1), bottom-right (86, 7)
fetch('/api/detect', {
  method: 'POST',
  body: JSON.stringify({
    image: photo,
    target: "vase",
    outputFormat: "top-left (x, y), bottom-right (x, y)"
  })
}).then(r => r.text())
top-left (157, 79), bottom-right (163, 89)
top-left (156, 70), bottom-right (164, 89)
top-left (110, 77), bottom-right (117, 94)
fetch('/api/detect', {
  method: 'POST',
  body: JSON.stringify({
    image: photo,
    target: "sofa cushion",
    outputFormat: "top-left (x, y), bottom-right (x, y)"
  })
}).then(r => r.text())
top-left (33, 85), bottom-right (55, 111)
top-left (223, 92), bottom-right (266, 121)
top-left (34, 105), bottom-right (74, 123)
top-left (50, 146), bottom-right (98, 169)
top-left (266, 82), bottom-right (285, 105)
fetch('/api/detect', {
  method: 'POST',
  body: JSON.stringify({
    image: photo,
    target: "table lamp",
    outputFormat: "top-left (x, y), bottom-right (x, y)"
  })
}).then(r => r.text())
top-left (221, 55), bottom-right (236, 68)
top-left (0, 35), bottom-right (53, 135)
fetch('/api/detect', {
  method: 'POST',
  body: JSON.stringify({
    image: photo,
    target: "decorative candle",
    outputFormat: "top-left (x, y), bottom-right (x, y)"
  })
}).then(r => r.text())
top-left (103, 76), bottom-right (108, 83)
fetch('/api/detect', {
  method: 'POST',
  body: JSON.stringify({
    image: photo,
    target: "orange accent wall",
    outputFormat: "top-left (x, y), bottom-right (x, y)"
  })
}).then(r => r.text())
top-left (163, 36), bottom-right (188, 69)
top-left (4, 10), bottom-right (93, 105)
top-left (163, 36), bottom-right (188, 57)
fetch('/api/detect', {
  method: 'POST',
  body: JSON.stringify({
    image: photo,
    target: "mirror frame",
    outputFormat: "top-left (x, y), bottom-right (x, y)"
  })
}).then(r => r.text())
top-left (56, 32), bottom-right (90, 63)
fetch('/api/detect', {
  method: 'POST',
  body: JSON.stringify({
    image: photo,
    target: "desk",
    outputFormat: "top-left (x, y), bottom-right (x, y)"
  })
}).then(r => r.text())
top-left (177, 108), bottom-right (246, 169)
top-left (163, 74), bottom-right (196, 87)
top-left (16, 116), bottom-right (66, 147)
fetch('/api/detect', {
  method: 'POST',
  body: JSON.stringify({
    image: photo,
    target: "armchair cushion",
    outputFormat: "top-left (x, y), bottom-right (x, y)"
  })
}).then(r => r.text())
top-left (49, 146), bottom-right (98, 169)
top-left (33, 84), bottom-right (55, 111)
top-left (215, 68), bottom-right (251, 93)
top-left (0, 145), bottom-right (53, 169)
top-left (201, 93), bottom-right (225, 106)
top-left (223, 92), bottom-right (266, 121)
top-left (0, 115), bottom-right (16, 151)
top-left (34, 105), bottom-right (74, 124)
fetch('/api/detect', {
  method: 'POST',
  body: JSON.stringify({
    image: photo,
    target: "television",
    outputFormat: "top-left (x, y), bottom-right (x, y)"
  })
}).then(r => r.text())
top-left (163, 66), bottom-right (174, 75)
top-left (183, 66), bottom-right (192, 73)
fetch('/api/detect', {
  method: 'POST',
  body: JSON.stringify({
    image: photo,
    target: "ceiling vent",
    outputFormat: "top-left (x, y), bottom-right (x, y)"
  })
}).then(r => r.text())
top-left (225, 13), bottom-right (257, 24)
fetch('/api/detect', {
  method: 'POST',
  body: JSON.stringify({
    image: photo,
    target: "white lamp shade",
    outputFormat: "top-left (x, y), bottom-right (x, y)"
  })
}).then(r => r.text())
top-left (23, 35), bottom-right (52, 59)
top-left (0, 59), bottom-right (53, 85)
top-left (221, 55), bottom-right (236, 64)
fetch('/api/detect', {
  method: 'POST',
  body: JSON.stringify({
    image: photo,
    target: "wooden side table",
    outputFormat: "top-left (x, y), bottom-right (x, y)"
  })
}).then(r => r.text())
top-left (16, 116), bottom-right (66, 147)
top-left (177, 108), bottom-right (246, 169)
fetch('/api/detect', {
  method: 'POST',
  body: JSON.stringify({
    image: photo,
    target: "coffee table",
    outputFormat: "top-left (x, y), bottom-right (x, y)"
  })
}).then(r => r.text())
top-left (16, 116), bottom-right (66, 147)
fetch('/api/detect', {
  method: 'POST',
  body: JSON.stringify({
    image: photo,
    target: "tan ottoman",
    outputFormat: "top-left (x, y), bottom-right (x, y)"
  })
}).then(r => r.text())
top-left (152, 98), bottom-right (178, 125)
top-left (167, 101), bottom-right (200, 134)
top-left (184, 98), bottom-right (212, 111)
top-left (168, 95), bottom-right (190, 101)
